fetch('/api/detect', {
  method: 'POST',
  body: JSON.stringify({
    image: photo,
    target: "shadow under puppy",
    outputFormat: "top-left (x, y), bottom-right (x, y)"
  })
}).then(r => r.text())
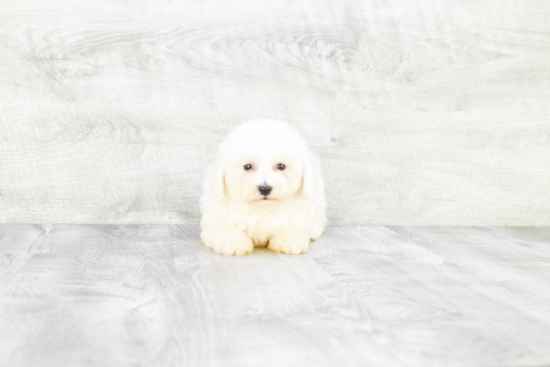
top-left (200, 119), bottom-right (327, 255)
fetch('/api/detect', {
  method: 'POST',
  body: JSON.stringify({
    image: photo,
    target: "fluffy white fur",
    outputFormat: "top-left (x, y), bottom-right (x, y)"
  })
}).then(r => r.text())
top-left (200, 119), bottom-right (327, 255)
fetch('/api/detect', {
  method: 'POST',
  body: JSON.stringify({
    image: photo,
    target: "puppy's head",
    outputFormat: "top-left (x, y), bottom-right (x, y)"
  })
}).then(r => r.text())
top-left (205, 119), bottom-right (318, 204)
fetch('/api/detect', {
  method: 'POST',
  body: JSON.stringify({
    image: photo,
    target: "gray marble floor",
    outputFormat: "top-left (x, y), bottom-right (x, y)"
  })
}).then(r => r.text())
top-left (1, 225), bottom-right (549, 367)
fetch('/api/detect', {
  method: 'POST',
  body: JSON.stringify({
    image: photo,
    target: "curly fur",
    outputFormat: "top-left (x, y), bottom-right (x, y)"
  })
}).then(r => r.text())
top-left (200, 119), bottom-right (327, 255)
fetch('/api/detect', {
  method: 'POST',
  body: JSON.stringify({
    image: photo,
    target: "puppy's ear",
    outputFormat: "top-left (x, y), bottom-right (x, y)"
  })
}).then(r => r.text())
top-left (302, 152), bottom-right (318, 201)
top-left (205, 156), bottom-right (226, 201)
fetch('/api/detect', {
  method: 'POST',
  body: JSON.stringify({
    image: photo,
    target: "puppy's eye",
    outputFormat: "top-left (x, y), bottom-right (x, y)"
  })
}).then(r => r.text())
top-left (277, 163), bottom-right (286, 170)
top-left (244, 164), bottom-right (253, 171)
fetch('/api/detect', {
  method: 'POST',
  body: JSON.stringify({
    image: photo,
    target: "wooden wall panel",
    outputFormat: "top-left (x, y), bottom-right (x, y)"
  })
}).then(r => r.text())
top-left (1, 0), bottom-right (549, 225)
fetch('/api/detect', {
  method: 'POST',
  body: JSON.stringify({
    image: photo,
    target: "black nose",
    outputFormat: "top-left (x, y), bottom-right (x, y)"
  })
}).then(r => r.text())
top-left (259, 185), bottom-right (272, 196)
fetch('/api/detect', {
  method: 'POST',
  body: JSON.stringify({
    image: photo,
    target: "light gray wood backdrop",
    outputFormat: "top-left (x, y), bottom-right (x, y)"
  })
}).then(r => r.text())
top-left (1, 0), bottom-right (549, 225)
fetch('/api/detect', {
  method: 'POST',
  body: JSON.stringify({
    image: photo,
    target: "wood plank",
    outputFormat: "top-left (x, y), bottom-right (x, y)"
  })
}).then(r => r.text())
top-left (1, 224), bottom-right (550, 366)
top-left (169, 225), bottom-right (399, 367)
top-left (388, 226), bottom-right (550, 324)
top-left (0, 224), bottom-right (180, 367)
top-left (1, 0), bottom-right (550, 225)
top-left (0, 224), bottom-right (44, 284)
top-left (309, 226), bottom-right (550, 366)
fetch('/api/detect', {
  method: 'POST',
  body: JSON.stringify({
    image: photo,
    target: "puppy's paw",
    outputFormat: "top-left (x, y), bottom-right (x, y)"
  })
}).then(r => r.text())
top-left (202, 227), bottom-right (254, 256)
top-left (309, 223), bottom-right (325, 241)
top-left (268, 230), bottom-right (310, 255)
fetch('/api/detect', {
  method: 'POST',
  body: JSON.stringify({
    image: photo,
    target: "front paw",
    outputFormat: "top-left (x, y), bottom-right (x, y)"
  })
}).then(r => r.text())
top-left (310, 223), bottom-right (325, 241)
top-left (202, 227), bottom-right (254, 256)
top-left (268, 230), bottom-right (310, 255)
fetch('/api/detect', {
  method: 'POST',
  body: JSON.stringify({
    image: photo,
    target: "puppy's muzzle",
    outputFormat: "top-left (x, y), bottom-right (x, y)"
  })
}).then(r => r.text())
top-left (258, 185), bottom-right (272, 196)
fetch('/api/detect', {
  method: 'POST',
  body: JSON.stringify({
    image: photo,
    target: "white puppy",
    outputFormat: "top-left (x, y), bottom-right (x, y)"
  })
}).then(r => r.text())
top-left (200, 119), bottom-right (327, 255)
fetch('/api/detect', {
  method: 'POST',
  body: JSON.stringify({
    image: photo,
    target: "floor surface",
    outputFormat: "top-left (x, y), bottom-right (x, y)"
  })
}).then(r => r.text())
top-left (1, 225), bottom-right (549, 367)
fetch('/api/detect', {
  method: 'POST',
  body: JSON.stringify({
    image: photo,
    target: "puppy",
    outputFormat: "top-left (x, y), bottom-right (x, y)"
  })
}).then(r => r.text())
top-left (200, 119), bottom-right (326, 255)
